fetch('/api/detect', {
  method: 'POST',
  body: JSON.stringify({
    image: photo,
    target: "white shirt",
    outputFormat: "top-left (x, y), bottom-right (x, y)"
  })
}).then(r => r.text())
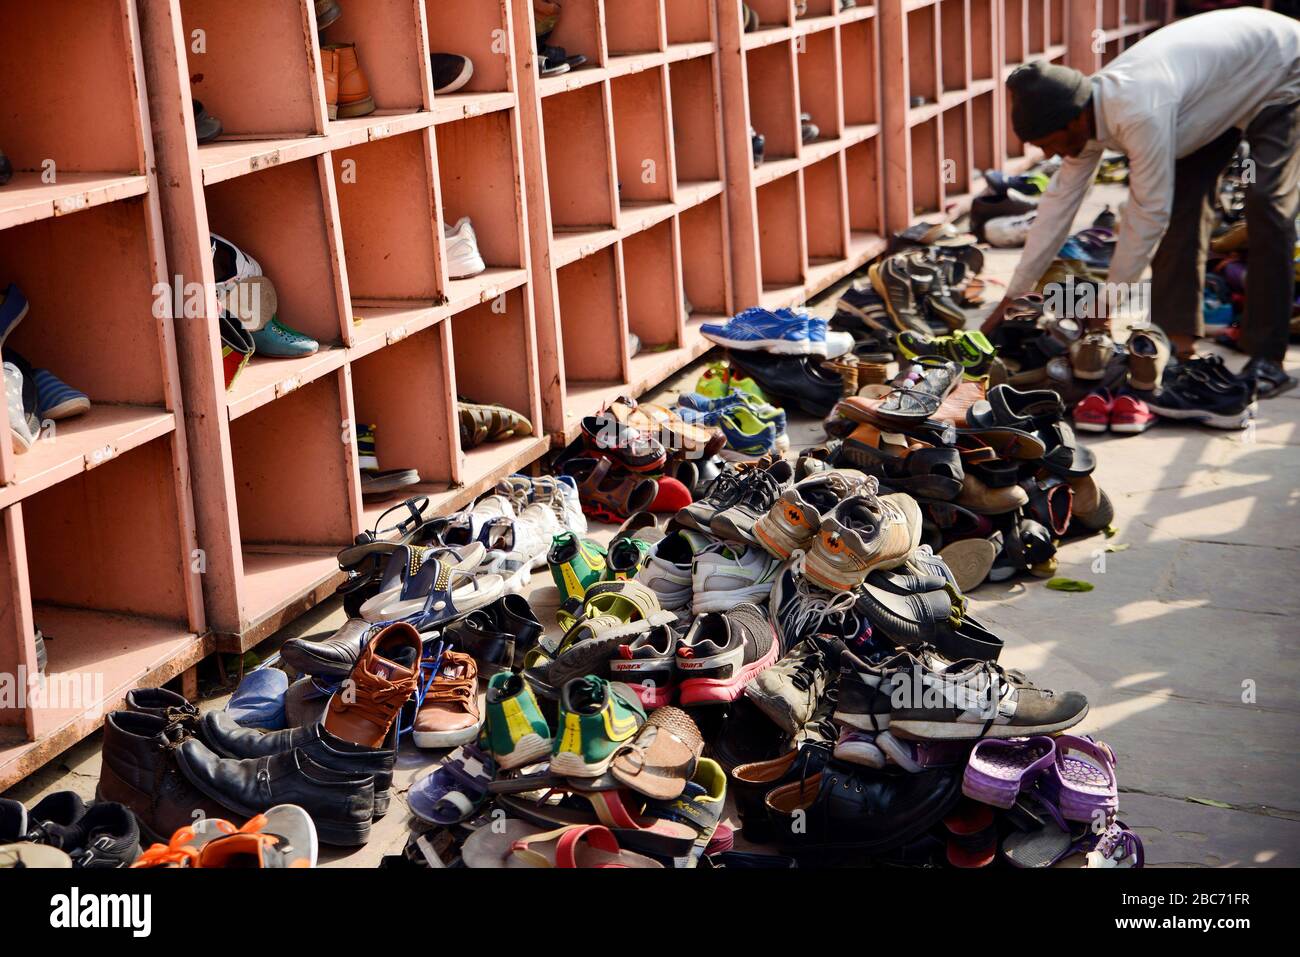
top-left (1007, 8), bottom-right (1300, 299)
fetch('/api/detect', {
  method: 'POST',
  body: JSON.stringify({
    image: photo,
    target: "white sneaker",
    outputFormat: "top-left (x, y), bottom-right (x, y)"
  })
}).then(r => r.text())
top-left (691, 542), bottom-right (780, 615)
top-left (513, 501), bottom-right (564, 570)
top-left (468, 493), bottom-right (515, 539)
top-left (984, 212), bottom-right (1036, 248)
top-left (479, 548), bottom-right (532, 594)
top-left (637, 529), bottom-right (712, 611)
top-left (444, 216), bottom-right (486, 279)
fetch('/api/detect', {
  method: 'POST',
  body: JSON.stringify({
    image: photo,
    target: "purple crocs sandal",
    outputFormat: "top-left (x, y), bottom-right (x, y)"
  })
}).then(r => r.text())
top-left (962, 735), bottom-right (1056, 808)
top-left (1040, 734), bottom-right (1118, 822)
top-left (1086, 821), bottom-right (1144, 869)
top-left (408, 744), bottom-right (497, 826)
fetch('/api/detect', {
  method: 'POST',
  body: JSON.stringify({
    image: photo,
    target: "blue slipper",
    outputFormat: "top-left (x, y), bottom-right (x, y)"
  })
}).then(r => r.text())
top-left (33, 369), bottom-right (89, 420)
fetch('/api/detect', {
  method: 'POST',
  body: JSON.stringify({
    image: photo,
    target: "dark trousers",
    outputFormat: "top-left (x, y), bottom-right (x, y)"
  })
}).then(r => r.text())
top-left (1150, 101), bottom-right (1300, 363)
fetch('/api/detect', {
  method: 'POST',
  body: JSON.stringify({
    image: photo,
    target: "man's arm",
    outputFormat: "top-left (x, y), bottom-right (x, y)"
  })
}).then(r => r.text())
top-left (1004, 145), bottom-right (1105, 299)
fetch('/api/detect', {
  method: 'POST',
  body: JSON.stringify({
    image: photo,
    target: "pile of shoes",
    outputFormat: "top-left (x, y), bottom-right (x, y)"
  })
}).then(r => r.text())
top-left (2, 282), bottom-right (91, 453)
top-left (677, 361), bottom-right (790, 459)
top-left (822, 359), bottom-right (1116, 591)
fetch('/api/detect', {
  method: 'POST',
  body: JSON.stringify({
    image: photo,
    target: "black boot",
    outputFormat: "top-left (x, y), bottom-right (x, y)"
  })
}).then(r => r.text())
top-left (124, 686), bottom-right (201, 736)
top-left (199, 711), bottom-right (396, 819)
top-left (279, 619), bottom-right (372, 679)
top-left (175, 738), bottom-right (374, 847)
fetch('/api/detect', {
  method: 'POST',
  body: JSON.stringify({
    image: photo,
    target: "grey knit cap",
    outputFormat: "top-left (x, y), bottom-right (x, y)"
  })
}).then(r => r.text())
top-left (1008, 61), bottom-right (1091, 141)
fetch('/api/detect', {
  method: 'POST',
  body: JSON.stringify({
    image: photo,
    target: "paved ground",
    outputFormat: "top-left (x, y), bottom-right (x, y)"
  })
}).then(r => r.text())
top-left (7, 184), bottom-right (1298, 868)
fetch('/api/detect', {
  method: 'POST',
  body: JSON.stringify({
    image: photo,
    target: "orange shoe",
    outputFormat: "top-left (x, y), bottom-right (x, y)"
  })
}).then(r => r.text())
top-left (321, 42), bottom-right (376, 120)
top-left (132, 805), bottom-right (318, 868)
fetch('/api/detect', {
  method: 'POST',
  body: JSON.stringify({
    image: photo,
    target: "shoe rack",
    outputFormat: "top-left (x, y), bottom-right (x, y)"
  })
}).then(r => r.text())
top-left (511, 0), bottom-right (736, 444)
top-left (0, 0), bottom-right (208, 791)
top-left (715, 0), bottom-right (890, 311)
top-left (135, 0), bottom-right (549, 653)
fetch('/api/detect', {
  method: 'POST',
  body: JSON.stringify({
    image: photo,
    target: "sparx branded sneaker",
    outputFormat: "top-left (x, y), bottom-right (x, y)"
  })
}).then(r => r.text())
top-left (804, 486), bottom-right (922, 591)
top-left (609, 624), bottom-right (679, 708)
top-left (676, 603), bottom-right (778, 705)
top-left (550, 676), bottom-right (646, 777)
top-left (691, 542), bottom-right (781, 615)
top-left (548, 532), bottom-right (607, 603)
top-left (483, 672), bottom-right (553, 770)
top-left (753, 468), bottom-right (871, 559)
top-left (637, 528), bottom-right (711, 611)
top-left (709, 459), bottom-right (794, 543)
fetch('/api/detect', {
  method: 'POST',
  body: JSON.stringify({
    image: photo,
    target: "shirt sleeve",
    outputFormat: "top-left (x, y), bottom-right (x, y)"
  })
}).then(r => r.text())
top-left (1006, 145), bottom-right (1105, 299)
top-left (1104, 108), bottom-right (1178, 292)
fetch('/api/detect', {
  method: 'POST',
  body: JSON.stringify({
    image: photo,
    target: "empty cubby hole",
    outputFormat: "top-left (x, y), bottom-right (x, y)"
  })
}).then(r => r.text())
top-left (181, 0), bottom-right (320, 137)
top-left (1004, 85), bottom-right (1025, 158)
top-left (622, 220), bottom-right (684, 350)
top-left (756, 175), bottom-right (806, 291)
top-left (0, 506), bottom-right (33, 729)
top-left (611, 69), bottom-right (675, 205)
top-left (205, 156), bottom-right (348, 345)
top-left (665, 0), bottom-right (714, 44)
top-left (669, 57), bottom-right (722, 185)
top-left (606, 0), bottom-right (664, 55)
top-left (540, 0), bottom-right (605, 69)
top-left (542, 85), bottom-right (618, 229)
top-left (804, 155), bottom-right (848, 264)
top-left (749, 0), bottom-right (795, 28)
top-left (1028, 0), bottom-right (1047, 54)
top-left (436, 110), bottom-right (527, 283)
top-left (1124, 0), bottom-right (1143, 25)
top-left (422, 0), bottom-right (514, 95)
top-left (907, 7), bottom-right (939, 106)
top-left (971, 92), bottom-right (998, 173)
top-left (840, 17), bottom-right (878, 128)
top-left (0, 199), bottom-right (167, 412)
top-left (802, 1), bottom-right (837, 19)
top-left (557, 247), bottom-right (626, 388)
top-left (0, 0), bottom-right (143, 174)
top-left (451, 288), bottom-right (540, 437)
top-left (910, 120), bottom-right (942, 217)
top-left (747, 44), bottom-right (801, 161)
top-left (679, 197), bottom-right (731, 317)
top-left (21, 437), bottom-right (194, 714)
top-left (332, 132), bottom-right (440, 303)
top-left (943, 106), bottom-right (973, 199)
top-left (797, 28), bottom-right (842, 141)
top-left (940, 0), bottom-right (969, 94)
top-left (319, 0), bottom-right (427, 113)
top-left (1050, 0), bottom-right (1066, 45)
top-left (1004, 0), bottom-right (1026, 65)
top-left (350, 323), bottom-right (456, 490)
top-left (1102, 0), bottom-right (1122, 30)
top-left (970, 0), bottom-right (996, 81)
top-left (845, 138), bottom-right (882, 236)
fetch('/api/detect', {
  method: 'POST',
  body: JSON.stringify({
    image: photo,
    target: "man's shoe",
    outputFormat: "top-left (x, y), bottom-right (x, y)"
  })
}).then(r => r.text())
top-left (729, 741), bottom-right (832, 843)
top-left (321, 42), bottom-right (377, 120)
top-left (431, 52), bottom-right (474, 94)
top-left (869, 253), bottom-right (932, 334)
top-left (444, 216), bottom-right (487, 278)
top-left (413, 651), bottom-right (481, 748)
top-left (609, 625), bottom-right (679, 708)
top-left (744, 640), bottom-right (830, 736)
top-left (323, 622), bottom-right (421, 749)
top-left (1239, 357), bottom-right (1297, 399)
top-left (804, 488), bottom-right (922, 591)
top-left (700, 308), bottom-right (825, 356)
top-left (315, 0), bottom-right (343, 30)
top-left (550, 676), bottom-right (646, 777)
top-left (727, 351), bottom-right (845, 418)
top-left (676, 603), bottom-right (778, 705)
top-left (1147, 365), bottom-right (1255, 430)
top-left (483, 672), bottom-right (554, 769)
top-left (675, 468), bottom-right (747, 533)
top-left (124, 686), bottom-right (201, 735)
top-left (753, 468), bottom-right (871, 559)
top-left (708, 458), bottom-right (794, 544)
top-left (691, 542), bottom-right (781, 614)
top-left (279, 618), bottom-right (373, 680)
top-left (548, 532), bottom-right (608, 603)
top-left (637, 528), bottom-right (711, 611)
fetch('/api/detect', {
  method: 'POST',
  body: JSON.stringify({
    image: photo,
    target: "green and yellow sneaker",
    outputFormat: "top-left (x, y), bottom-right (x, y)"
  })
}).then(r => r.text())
top-left (548, 532), bottom-right (607, 603)
top-left (483, 672), bottom-right (554, 770)
top-left (697, 362), bottom-right (768, 404)
top-left (896, 329), bottom-right (995, 379)
top-left (550, 675), bottom-right (646, 777)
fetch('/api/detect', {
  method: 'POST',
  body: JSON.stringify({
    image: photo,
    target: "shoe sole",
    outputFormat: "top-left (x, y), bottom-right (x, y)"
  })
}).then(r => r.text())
top-left (832, 708), bottom-right (890, 731)
top-left (434, 60), bottom-right (475, 95)
top-left (707, 511), bottom-right (759, 545)
top-left (412, 721), bottom-right (483, 749)
top-left (939, 539), bottom-right (997, 593)
top-left (1109, 419), bottom-right (1155, 434)
top-left (549, 748), bottom-right (617, 778)
top-left (335, 96), bottom-right (377, 119)
top-left (691, 580), bottom-right (776, 614)
top-left (678, 636), bottom-right (780, 705)
top-left (446, 255), bottom-right (487, 279)
top-left (890, 706), bottom-right (1090, 741)
top-left (495, 734), bottom-right (555, 771)
top-left (1145, 402), bottom-right (1253, 430)
top-left (700, 331), bottom-right (826, 356)
top-left (1072, 419), bottom-right (1109, 433)
top-left (832, 739), bottom-right (886, 768)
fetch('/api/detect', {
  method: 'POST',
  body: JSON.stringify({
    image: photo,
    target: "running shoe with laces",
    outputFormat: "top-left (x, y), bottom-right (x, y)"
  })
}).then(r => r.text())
top-left (636, 528), bottom-right (711, 611)
top-left (769, 558), bottom-right (870, 651)
top-left (804, 485), bottom-right (922, 591)
top-left (675, 468), bottom-right (746, 532)
top-left (608, 624), bottom-right (678, 708)
top-left (709, 459), bottom-right (795, 543)
top-left (752, 468), bottom-right (871, 559)
top-left (691, 541), bottom-right (780, 614)
top-left (550, 675), bottom-right (646, 777)
top-left (744, 639), bottom-right (830, 735)
top-left (1147, 361), bottom-right (1256, 430)
top-left (676, 603), bottom-right (778, 705)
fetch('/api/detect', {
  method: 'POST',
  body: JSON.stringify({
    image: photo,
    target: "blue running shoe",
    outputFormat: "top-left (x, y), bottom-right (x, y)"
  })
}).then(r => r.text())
top-left (33, 369), bottom-right (90, 420)
top-left (700, 308), bottom-right (825, 356)
top-left (775, 308), bottom-right (828, 354)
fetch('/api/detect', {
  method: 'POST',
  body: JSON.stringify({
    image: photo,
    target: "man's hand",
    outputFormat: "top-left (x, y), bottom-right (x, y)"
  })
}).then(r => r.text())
top-left (980, 296), bottom-right (1015, 335)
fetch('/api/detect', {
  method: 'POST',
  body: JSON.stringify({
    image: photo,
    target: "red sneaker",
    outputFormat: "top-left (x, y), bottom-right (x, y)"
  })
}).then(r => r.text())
top-left (1110, 393), bottom-right (1156, 434)
top-left (1072, 389), bottom-right (1114, 433)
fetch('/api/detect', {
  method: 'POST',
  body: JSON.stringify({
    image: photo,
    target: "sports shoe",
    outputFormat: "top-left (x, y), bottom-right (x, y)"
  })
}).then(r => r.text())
top-left (251, 318), bottom-right (319, 358)
top-left (676, 603), bottom-right (778, 705)
top-left (675, 467), bottom-right (747, 532)
top-left (984, 212), bottom-right (1036, 248)
top-left (1147, 363), bottom-right (1255, 430)
top-left (431, 53), bottom-right (473, 94)
top-left (691, 542), bottom-right (780, 614)
top-left (1072, 388), bottom-right (1113, 433)
top-left (609, 625), bottom-right (678, 708)
top-left (550, 676), bottom-right (646, 777)
top-left (868, 253), bottom-right (931, 334)
top-left (896, 329), bottom-right (995, 379)
top-left (835, 283), bottom-right (895, 342)
top-left (412, 650), bottom-right (481, 749)
top-left (709, 459), bottom-right (794, 544)
top-left (744, 639), bottom-right (830, 736)
top-left (803, 484), bottom-right (922, 591)
top-left (679, 389), bottom-right (788, 434)
top-left (548, 532), bottom-right (608, 603)
top-left (753, 468), bottom-right (870, 559)
top-left (483, 672), bottom-right (553, 769)
top-left (769, 561), bottom-right (867, 650)
top-left (718, 406), bottom-right (781, 458)
top-left (636, 528), bottom-right (711, 611)
top-left (695, 363), bottom-right (768, 404)
top-left (444, 216), bottom-right (487, 279)
top-left (700, 308), bottom-right (827, 356)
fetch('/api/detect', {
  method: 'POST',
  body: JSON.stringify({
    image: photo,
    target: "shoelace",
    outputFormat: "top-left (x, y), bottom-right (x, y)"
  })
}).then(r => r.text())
top-left (738, 468), bottom-right (784, 509)
top-left (784, 552), bottom-right (859, 639)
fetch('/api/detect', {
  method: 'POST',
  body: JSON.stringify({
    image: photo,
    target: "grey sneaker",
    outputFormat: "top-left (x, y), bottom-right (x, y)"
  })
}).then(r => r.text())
top-left (744, 639), bottom-right (830, 736)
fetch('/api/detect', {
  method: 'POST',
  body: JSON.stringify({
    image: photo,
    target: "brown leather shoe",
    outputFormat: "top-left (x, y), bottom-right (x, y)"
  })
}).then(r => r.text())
top-left (956, 472), bottom-right (1030, 516)
top-left (324, 622), bottom-right (421, 748)
top-left (321, 42), bottom-right (376, 120)
top-left (412, 650), bottom-right (481, 749)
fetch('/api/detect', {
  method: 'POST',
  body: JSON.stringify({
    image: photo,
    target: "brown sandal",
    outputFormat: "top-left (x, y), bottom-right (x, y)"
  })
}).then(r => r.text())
top-left (458, 400), bottom-right (534, 449)
top-left (611, 706), bottom-right (704, 801)
top-left (563, 457), bottom-right (658, 523)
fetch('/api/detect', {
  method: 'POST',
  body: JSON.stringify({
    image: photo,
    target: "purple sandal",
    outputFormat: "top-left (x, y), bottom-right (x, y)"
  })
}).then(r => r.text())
top-left (408, 744), bottom-right (497, 826)
top-left (1086, 821), bottom-right (1144, 868)
top-left (1040, 735), bottom-right (1118, 822)
top-left (962, 736), bottom-right (1055, 808)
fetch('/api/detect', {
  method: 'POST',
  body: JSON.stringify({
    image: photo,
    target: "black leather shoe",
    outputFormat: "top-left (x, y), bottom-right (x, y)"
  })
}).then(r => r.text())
top-left (730, 741), bottom-right (832, 843)
top-left (445, 594), bottom-right (542, 672)
top-left (279, 619), bottom-right (371, 679)
top-left (728, 351), bottom-right (843, 417)
top-left (765, 762), bottom-right (961, 857)
top-left (1240, 357), bottom-right (1298, 399)
top-left (199, 712), bottom-right (395, 820)
top-left (176, 738), bottom-right (374, 846)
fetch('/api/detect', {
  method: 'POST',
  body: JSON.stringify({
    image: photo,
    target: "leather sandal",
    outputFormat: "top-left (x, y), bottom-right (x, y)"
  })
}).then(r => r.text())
top-left (562, 457), bottom-right (659, 523)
